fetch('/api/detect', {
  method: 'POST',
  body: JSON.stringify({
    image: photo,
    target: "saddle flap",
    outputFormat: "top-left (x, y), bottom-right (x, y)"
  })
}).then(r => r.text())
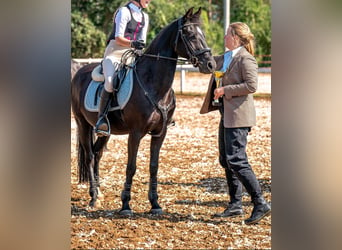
top-left (84, 68), bottom-right (133, 112)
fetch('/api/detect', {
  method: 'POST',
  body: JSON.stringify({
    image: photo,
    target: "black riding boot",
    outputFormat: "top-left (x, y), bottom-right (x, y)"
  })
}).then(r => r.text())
top-left (213, 167), bottom-right (243, 218)
top-left (244, 197), bottom-right (271, 225)
top-left (95, 88), bottom-right (112, 137)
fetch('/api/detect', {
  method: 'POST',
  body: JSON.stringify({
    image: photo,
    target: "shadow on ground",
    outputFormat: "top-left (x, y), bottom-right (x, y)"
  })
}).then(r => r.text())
top-left (157, 177), bottom-right (271, 194)
top-left (71, 177), bottom-right (271, 224)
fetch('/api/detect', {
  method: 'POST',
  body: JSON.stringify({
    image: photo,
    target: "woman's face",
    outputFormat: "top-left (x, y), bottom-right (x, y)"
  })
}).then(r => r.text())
top-left (224, 27), bottom-right (239, 50)
top-left (140, 0), bottom-right (152, 8)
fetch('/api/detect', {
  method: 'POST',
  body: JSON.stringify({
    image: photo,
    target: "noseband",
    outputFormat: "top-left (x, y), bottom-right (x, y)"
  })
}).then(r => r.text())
top-left (174, 19), bottom-right (211, 66)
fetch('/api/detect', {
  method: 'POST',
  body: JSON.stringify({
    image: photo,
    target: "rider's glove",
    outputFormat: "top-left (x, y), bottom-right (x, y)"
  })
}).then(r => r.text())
top-left (131, 40), bottom-right (145, 50)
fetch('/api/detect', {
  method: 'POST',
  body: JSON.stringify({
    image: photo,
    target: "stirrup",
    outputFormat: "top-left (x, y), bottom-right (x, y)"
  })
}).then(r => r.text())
top-left (95, 129), bottom-right (110, 137)
top-left (167, 119), bottom-right (176, 128)
top-left (95, 117), bottom-right (110, 137)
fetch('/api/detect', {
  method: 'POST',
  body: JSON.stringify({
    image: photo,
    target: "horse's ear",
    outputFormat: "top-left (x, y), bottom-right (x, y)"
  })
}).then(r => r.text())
top-left (184, 7), bottom-right (194, 19)
top-left (193, 7), bottom-right (202, 18)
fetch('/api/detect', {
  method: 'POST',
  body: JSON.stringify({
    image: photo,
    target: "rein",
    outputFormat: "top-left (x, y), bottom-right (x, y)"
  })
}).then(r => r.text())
top-left (132, 65), bottom-right (174, 137)
top-left (142, 53), bottom-right (187, 63)
top-left (127, 17), bottom-right (210, 137)
top-left (141, 18), bottom-right (210, 66)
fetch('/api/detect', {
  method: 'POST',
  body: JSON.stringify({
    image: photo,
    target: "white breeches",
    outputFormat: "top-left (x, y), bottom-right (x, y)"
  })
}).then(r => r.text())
top-left (102, 40), bottom-right (133, 92)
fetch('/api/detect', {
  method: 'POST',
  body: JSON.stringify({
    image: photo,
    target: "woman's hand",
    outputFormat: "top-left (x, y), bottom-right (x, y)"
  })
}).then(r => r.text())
top-left (214, 87), bottom-right (224, 100)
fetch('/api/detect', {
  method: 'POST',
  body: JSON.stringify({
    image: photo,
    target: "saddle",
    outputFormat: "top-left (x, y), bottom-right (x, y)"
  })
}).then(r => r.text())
top-left (84, 64), bottom-right (133, 112)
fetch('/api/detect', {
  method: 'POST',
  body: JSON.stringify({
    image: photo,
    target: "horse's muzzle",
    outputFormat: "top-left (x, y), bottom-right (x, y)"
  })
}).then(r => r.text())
top-left (207, 60), bottom-right (216, 73)
top-left (198, 58), bottom-right (216, 74)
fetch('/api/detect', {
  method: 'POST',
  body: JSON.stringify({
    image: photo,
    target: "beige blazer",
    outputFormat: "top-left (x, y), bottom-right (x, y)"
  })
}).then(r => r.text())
top-left (200, 47), bottom-right (258, 128)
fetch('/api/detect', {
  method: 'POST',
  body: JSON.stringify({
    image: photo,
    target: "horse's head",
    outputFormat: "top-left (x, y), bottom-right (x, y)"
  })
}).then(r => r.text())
top-left (174, 7), bottom-right (216, 73)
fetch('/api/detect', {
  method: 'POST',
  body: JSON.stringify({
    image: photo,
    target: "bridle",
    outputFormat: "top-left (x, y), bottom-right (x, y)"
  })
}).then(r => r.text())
top-left (141, 18), bottom-right (211, 67)
top-left (174, 19), bottom-right (211, 66)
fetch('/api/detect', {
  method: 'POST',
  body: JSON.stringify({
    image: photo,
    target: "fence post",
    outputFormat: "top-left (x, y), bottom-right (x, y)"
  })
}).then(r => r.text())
top-left (180, 66), bottom-right (185, 94)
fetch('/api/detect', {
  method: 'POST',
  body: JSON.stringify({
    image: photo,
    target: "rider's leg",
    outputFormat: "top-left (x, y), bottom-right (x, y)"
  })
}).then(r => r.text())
top-left (95, 58), bottom-right (116, 137)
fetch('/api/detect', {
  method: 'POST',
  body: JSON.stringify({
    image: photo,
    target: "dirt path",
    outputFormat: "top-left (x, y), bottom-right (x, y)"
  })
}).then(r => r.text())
top-left (71, 95), bottom-right (271, 249)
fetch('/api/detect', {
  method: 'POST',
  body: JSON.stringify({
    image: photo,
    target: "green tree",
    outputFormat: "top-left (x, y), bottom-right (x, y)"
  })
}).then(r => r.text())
top-left (206, 0), bottom-right (271, 56)
top-left (147, 0), bottom-right (210, 43)
top-left (72, 0), bottom-right (124, 34)
top-left (71, 11), bottom-right (106, 58)
top-left (201, 8), bottom-right (224, 55)
top-left (71, 0), bottom-right (271, 59)
top-left (231, 0), bottom-right (271, 56)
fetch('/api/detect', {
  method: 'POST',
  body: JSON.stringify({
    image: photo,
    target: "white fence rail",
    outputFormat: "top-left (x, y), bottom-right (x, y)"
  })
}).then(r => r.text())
top-left (72, 58), bottom-right (271, 72)
top-left (71, 58), bottom-right (200, 93)
top-left (72, 58), bottom-right (271, 94)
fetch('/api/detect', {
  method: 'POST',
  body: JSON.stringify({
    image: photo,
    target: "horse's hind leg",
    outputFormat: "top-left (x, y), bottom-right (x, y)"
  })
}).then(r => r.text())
top-left (120, 132), bottom-right (142, 215)
top-left (93, 136), bottom-right (110, 201)
top-left (75, 116), bottom-right (100, 208)
top-left (148, 132), bottom-right (167, 215)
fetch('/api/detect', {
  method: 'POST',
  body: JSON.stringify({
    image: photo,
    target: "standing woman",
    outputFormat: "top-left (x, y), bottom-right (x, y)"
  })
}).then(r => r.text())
top-left (95, 0), bottom-right (152, 137)
top-left (200, 22), bottom-right (271, 225)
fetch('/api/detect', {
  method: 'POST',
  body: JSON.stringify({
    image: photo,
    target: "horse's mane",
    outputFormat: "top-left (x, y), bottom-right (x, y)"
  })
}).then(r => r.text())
top-left (143, 18), bottom-right (179, 54)
top-left (143, 10), bottom-right (202, 55)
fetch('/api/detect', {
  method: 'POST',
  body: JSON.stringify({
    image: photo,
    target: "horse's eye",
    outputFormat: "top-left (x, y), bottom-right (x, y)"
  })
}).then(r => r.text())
top-left (184, 26), bottom-right (193, 33)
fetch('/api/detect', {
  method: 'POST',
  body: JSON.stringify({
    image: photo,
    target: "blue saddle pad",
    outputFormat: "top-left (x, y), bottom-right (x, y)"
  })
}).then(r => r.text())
top-left (84, 68), bottom-right (133, 112)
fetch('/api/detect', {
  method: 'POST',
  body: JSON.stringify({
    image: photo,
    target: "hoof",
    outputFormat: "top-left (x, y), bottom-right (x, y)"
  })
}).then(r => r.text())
top-left (150, 208), bottom-right (163, 215)
top-left (97, 190), bottom-right (105, 201)
top-left (119, 209), bottom-right (133, 216)
top-left (86, 206), bottom-right (97, 212)
top-left (89, 199), bottom-right (102, 209)
top-left (94, 199), bottom-right (102, 208)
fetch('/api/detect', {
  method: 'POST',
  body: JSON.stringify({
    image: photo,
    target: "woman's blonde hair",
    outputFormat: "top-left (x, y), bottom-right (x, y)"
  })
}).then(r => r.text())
top-left (229, 22), bottom-right (255, 56)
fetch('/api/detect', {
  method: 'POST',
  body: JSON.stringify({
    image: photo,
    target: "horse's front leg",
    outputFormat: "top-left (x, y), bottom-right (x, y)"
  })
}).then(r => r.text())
top-left (120, 132), bottom-right (142, 215)
top-left (148, 132), bottom-right (167, 215)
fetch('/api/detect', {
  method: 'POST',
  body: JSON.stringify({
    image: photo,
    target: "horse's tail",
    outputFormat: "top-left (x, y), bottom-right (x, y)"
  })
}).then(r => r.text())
top-left (71, 63), bottom-right (97, 183)
top-left (76, 125), bottom-right (94, 183)
top-left (77, 132), bottom-right (88, 183)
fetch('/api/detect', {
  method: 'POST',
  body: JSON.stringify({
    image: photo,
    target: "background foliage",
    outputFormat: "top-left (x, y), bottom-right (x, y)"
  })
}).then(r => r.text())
top-left (71, 0), bottom-right (271, 60)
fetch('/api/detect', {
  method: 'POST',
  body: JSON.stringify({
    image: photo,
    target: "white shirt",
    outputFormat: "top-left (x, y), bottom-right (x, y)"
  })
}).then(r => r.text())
top-left (232, 46), bottom-right (242, 57)
top-left (115, 3), bottom-right (149, 41)
top-left (221, 46), bottom-right (242, 72)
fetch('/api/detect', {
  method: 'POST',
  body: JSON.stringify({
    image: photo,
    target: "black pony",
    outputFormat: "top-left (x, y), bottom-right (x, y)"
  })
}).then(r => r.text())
top-left (71, 7), bottom-right (216, 215)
